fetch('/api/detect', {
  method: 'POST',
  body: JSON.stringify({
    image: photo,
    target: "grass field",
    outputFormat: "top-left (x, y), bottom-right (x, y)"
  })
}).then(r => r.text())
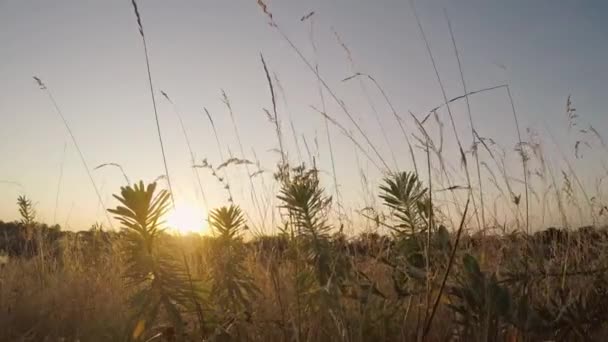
top-left (1, 0), bottom-right (608, 341)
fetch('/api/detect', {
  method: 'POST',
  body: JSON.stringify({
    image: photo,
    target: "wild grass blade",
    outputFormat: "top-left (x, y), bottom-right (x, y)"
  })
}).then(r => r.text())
top-left (129, 0), bottom-right (175, 207)
top-left (53, 142), bottom-right (67, 225)
top-left (32, 76), bottom-right (113, 228)
top-left (160, 90), bottom-right (209, 209)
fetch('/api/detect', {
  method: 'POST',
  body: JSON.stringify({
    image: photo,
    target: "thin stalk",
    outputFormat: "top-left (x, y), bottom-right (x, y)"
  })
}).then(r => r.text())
top-left (302, 134), bottom-right (314, 166)
top-left (347, 73), bottom-right (418, 175)
top-left (251, 147), bottom-right (272, 235)
top-left (260, 54), bottom-right (286, 165)
top-left (544, 123), bottom-right (595, 224)
top-left (258, 8), bottom-right (390, 171)
top-left (53, 142), bottom-right (67, 225)
top-left (33, 77), bottom-right (113, 228)
top-left (310, 18), bottom-right (343, 218)
top-left (273, 72), bottom-right (303, 164)
top-left (221, 91), bottom-right (265, 229)
top-left (94, 162), bottom-right (131, 185)
top-left (506, 86), bottom-right (529, 234)
top-left (474, 131), bottom-right (522, 222)
top-left (423, 196), bottom-right (471, 339)
top-left (423, 84), bottom-right (507, 123)
top-left (334, 31), bottom-right (399, 170)
top-left (129, 0), bottom-right (175, 207)
top-left (161, 91), bottom-right (209, 209)
top-left (444, 9), bottom-right (486, 254)
top-left (290, 213), bottom-right (303, 342)
top-left (409, 0), bottom-right (471, 215)
top-left (506, 85), bottom-right (531, 339)
top-left (203, 107), bottom-right (234, 202)
top-left (310, 106), bottom-right (382, 171)
top-left (410, 112), bottom-right (460, 223)
top-left (424, 137), bottom-right (433, 329)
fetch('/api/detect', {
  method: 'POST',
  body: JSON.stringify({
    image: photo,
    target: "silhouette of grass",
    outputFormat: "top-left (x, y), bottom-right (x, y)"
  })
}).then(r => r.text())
top-left (53, 143), bottom-right (67, 225)
top-left (160, 90), bottom-right (209, 209)
top-left (32, 76), bottom-right (113, 229)
top-left (129, 0), bottom-right (175, 207)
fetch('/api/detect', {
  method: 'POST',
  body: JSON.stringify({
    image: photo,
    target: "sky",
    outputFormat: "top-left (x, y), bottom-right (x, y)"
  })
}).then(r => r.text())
top-left (0, 0), bottom-right (607, 231)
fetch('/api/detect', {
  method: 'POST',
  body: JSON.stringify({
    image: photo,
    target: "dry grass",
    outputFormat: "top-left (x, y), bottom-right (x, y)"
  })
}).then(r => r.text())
top-left (3, 223), bottom-right (608, 341)
top-left (1, 1), bottom-right (607, 341)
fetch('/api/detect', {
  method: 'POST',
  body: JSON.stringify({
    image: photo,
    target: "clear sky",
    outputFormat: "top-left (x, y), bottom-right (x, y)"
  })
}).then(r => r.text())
top-left (1, 0), bottom-right (607, 231)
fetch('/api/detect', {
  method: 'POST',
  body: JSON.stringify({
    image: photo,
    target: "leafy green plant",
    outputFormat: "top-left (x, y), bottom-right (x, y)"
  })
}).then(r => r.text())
top-left (207, 205), bottom-right (259, 321)
top-left (277, 164), bottom-right (353, 340)
top-left (378, 171), bottom-right (461, 340)
top-left (278, 165), bottom-right (335, 285)
top-left (108, 181), bottom-right (203, 341)
top-left (379, 172), bottom-right (430, 237)
top-left (447, 254), bottom-right (511, 341)
top-left (17, 195), bottom-right (36, 253)
top-left (378, 172), bottom-right (435, 295)
top-left (17, 195), bottom-right (36, 226)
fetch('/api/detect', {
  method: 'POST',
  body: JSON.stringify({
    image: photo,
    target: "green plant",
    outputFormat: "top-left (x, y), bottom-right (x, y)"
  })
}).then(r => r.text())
top-left (17, 195), bottom-right (36, 226)
top-left (277, 164), bottom-right (353, 340)
top-left (17, 195), bottom-right (39, 260)
top-left (108, 181), bottom-right (203, 341)
top-left (447, 254), bottom-right (511, 341)
top-left (378, 172), bottom-right (434, 297)
top-left (207, 205), bottom-right (259, 316)
top-left (379, 172), bottom-right (429, 237)
top-left (278, 166), bottom-right (331, 277)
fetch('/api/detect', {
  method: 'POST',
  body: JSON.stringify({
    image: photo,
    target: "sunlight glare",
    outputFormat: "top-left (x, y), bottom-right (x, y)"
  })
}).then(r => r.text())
top-left (166, 203), bottom-right (207, 235)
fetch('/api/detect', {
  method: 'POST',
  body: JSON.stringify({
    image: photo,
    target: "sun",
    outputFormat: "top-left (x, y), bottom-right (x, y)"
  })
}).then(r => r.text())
top-left (166, 202), bottom-right (207, 235)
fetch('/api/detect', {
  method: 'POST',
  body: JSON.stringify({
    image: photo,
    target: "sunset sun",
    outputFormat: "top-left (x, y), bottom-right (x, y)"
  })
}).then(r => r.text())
top-left (166, 203), bottom-right (207, 235)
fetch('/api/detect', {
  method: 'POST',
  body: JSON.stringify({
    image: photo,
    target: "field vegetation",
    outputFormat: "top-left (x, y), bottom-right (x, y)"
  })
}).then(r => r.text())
top-left (1, 1), bottom-right (607, 341)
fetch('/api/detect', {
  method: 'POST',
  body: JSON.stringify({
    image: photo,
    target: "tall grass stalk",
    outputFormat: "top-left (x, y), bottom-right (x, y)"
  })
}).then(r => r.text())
top-left (334, 31), bottom-right (399, 170)
top-left (309, 18), bottom-right (343, 219)
top-left (423, 196), bottom-right (471, 338)
top-left (221, 91), bottom-right (265, 230)
top-left (408, 0), bottom-right (471, 215)
top-left (256, 3), bottom-right (390, 171)
top-left (273, 72), bottom-right (303, 164)
top-left (32, 77), bottom-right (113, 229)
top-left (260, 54), bottom-right (286, 165)
top-left (53, 142), bottom-right (67, 225)
top-left (505, 84), bottom-right (532, 339)
top-left (129, 0), bottom-right (175, 207)
top-left (543, 125), bottom-right (595, 288)
top-left (302, 134), bottom-right (314, 165)
top-left (423, 132), bottom-right (434, 330)
top-left (95, 164), bottom-right (128, 191)
top-left (544, 123), bottom-right (595, 224)
top-left (444, 10), bottom-right (486, 235)
top-left (545, 156), bottom-right (571, 287)
top-left (506, 86), bottom-right (529, 233)
top-left (160, 90), bottom-right (209, 209)
top-left (94, 162), bottom-right (131, 185)
top-left (250, 147), bottom-right (275, 231)
top-left (410, 112), bottom-right (459, 224)
top-left (310, 106), bottom-right (382, 171)
top-left (475, 130), bottom-right (522, 222)
top-left (343, 72), bottom-right (419, 175)
top-left (203, 107), bottom-right (234, 202)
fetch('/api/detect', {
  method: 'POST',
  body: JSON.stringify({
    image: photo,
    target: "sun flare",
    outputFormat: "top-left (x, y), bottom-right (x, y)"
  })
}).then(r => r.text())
top-left (166, 203), bottom-right (207, 235)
